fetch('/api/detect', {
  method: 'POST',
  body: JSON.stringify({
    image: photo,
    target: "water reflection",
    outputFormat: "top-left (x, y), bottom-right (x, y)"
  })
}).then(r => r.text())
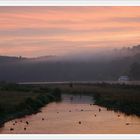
top-left (0, 94), bottom-right (140, 134)
top-left (62, 94), bottom-right (94, 104)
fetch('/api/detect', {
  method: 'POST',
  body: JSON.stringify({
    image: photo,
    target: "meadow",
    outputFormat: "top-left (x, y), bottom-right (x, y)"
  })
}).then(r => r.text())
top-left (0, 82), bottom-right (61, 126)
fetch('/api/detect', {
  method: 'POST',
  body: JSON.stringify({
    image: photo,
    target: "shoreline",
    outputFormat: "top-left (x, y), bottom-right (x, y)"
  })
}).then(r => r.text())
top-left (92, 84), bottom-right (140, 117)
top-left (0, 85), bottom-right (61, 126)
top-left (0, 82), bottom-right (140, 127)
top-left (46, 83), bottom-right (140, 117)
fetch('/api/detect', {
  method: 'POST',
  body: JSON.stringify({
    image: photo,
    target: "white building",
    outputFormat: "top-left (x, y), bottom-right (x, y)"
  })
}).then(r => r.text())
top-left (118, 76), bottom-right (129, 82)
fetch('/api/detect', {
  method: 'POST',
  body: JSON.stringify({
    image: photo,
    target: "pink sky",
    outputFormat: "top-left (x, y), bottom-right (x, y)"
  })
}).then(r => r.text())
top-left (0, 7), bottom-right (140, 57)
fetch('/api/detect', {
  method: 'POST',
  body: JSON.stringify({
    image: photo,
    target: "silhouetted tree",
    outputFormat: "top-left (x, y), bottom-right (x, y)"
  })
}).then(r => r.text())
top-left (129, 62), bottom-right (140, 80)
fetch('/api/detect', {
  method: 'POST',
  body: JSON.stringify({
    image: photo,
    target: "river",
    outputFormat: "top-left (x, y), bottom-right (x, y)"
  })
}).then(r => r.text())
top-left (0, 94), bottom-right (140, 134)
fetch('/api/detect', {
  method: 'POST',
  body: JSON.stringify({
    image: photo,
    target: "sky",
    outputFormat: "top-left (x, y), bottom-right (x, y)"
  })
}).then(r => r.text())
top-left (0, 7), bottom-right (140, 57)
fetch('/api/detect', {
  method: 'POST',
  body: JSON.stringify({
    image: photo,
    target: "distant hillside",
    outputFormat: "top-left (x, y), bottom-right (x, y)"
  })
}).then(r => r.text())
top-left (0, 56), bottom-right (25, 63)
top-left (0, 44), bottom-right (140, 82)
top-left (114, 44), bottom-right (140, 57)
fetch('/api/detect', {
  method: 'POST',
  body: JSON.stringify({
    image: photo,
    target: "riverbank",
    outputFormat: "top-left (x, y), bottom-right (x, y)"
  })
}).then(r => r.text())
top-left (0, 82), bottom-right (140, 127)
top-left (93, 84), bottom-right (140, 116)
top-left (0, 83), bottom-right (61, 126)
top-left (1, 93), bottom-right (140, 134)
top-left (44, 83), bottom-right (140, 116)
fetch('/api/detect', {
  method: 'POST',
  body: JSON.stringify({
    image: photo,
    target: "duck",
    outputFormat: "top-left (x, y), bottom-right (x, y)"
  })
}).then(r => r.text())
top-left (126, 123), bottom-right (130, 125)
top-left (10, 128), bottom-right (14, 131)
top-left (78, 121), bottom-right (81, 124)
top-left (99, 108), bottom-right (101, 112)
top-left (26, 121), bottom-right (29, 125)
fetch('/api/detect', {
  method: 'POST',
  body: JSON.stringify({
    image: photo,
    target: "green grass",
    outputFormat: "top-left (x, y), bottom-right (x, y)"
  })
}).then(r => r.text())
top-left (46, 83), bottom-right (140, 116)
top-left (0, 83), bottom-right (61, 126)
top-left (92, 84), bottom-right (140, 116)
top-left (0, 82), bottom-right (140, 126)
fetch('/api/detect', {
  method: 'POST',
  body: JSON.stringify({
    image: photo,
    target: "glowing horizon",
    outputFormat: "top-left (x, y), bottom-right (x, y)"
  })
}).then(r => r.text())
top-left (0, 7), bottom-right (140, 57)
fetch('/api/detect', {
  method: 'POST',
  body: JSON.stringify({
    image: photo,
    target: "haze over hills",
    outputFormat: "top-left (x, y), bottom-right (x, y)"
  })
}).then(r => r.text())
top-left (0, 44), bottom-right (140, 82)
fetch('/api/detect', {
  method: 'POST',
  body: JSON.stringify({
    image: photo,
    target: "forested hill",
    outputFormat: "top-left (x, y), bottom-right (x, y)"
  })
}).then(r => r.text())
top-left (0, 44), bottom-right (140, 82)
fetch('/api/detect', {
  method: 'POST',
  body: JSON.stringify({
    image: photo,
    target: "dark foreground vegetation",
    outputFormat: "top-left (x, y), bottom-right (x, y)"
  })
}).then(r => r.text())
top-left (92, 83), bottom-right (140, 116)
top-left (0, 82), bottom-right (140, 127)
top-left (48, 83), bottom-right (140, 117)
top-left (0, 82), bottom-right (61, 126)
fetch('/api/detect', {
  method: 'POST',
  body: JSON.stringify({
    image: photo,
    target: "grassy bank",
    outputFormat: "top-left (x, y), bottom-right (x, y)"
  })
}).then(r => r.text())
top-left (0, 82), bottom-right (140, 126)
top-left (45, 83), bottom-right (140, 116)
top-left (0, 83), bottom-right (61, 126)
top-left (92, 84), bottom-right (140, 116)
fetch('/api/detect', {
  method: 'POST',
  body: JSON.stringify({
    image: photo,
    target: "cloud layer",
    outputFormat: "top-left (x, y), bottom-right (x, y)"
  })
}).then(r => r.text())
top-left (0, 7), bottom-right (140, 57)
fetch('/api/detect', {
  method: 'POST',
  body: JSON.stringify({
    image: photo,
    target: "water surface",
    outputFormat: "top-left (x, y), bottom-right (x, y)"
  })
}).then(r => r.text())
top-left (0, 94), bottom-right (140, 134)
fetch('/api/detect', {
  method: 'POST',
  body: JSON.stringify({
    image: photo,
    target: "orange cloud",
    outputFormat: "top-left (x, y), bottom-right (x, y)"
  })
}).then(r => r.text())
top-left (0, 7), bottom-right (140, 57)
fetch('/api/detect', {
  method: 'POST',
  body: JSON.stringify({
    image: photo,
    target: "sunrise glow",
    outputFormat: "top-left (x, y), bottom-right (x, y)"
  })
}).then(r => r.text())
top-left (0, 7), bottom-right (140, 57)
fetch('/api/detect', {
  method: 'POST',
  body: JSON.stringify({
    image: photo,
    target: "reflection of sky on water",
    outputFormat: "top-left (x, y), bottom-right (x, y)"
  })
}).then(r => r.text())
top-left (0, 93), bottom-right (140, 134)
top-left (62, 94), bottom-right (94, 104)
